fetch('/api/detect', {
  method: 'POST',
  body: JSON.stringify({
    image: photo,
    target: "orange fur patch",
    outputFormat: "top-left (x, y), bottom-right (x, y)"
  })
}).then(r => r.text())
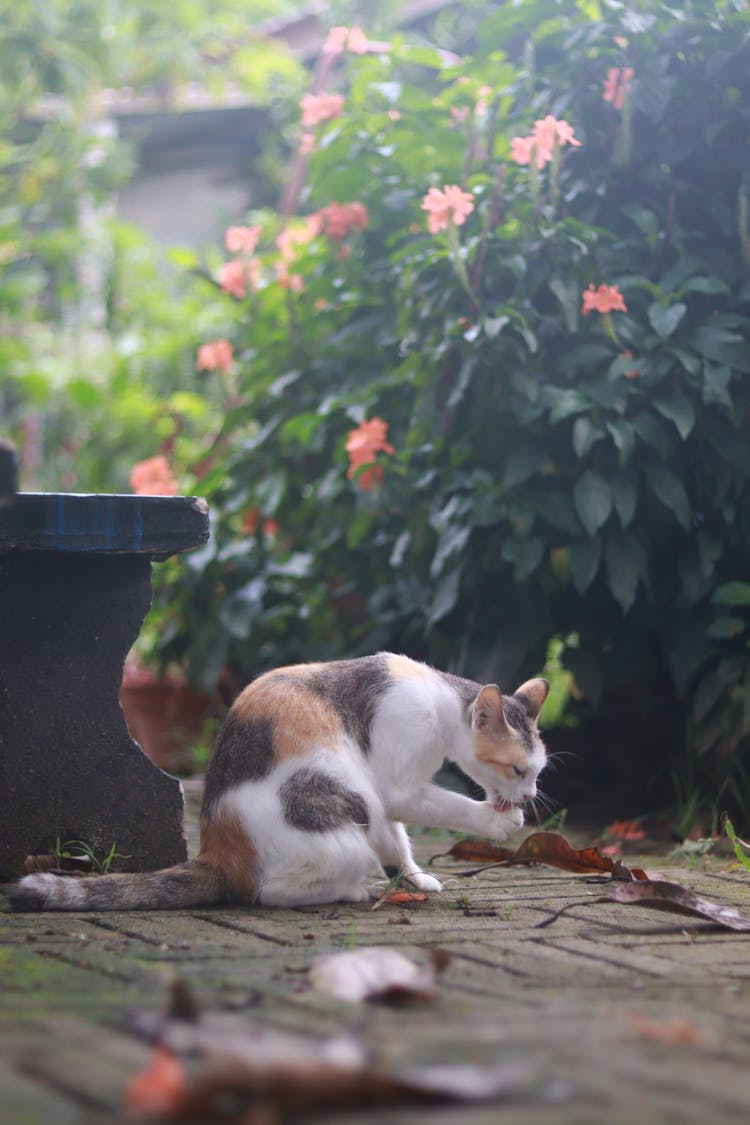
top-left (474, 729), bottom-right (529, 774)
top-left (199, 808), bottom-right (258, 901)
top-left (232, 671), bottom-right (342, 761)
top-left (386, 654), bottom-right (431, 682)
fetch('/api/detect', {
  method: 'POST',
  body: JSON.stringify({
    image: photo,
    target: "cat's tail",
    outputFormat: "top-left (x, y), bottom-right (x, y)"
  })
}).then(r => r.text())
top-left (7, 812), bottom-right (258, 912)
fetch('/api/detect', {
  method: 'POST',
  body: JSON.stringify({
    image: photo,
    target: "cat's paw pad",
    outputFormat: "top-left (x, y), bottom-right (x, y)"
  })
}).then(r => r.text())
top-left (404, 871), bottom-right (443, 893)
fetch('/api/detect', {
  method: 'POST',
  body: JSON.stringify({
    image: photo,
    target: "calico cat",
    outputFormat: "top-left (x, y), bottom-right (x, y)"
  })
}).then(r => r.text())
top-left (9, 653), bottom-right (548, 912)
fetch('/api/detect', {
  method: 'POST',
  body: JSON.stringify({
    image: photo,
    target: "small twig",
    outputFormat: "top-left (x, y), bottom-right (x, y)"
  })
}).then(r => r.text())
top-left (535, 897), bottom-right (610, 928)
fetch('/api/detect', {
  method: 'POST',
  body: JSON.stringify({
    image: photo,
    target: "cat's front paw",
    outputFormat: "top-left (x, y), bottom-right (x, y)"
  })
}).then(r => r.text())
top-left (404, 871), bottom-right (443, 893)
top-left (506, 806), bottom-right (525, 831)
top-left (488, 803), bottom-right (524, 838)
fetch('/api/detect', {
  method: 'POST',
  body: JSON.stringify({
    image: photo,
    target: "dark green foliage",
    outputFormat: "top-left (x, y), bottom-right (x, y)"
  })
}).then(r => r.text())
top-left (152, 1), bottom-right (750, 822)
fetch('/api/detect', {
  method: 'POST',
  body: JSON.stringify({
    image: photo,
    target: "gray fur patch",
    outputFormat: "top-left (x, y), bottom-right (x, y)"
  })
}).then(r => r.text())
top-left (295, 656), bottom-right (391, 755)
top-left (437, 671), bottom-right (482, 710)
top-left (280, 768), bottom-right (369, 833)
top-left (202, 715), bottom-right (274, 815)
top-left (503, 695), bottom-right (535, 747)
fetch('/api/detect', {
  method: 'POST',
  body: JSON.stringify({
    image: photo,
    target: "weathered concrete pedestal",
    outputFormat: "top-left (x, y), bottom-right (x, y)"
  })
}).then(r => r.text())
top-left (0, 492), bottom-right (209, 879)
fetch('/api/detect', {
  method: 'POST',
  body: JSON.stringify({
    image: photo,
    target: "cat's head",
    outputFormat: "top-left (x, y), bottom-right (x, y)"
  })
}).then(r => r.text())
top-left (466, 678), bottom-right (548, 809)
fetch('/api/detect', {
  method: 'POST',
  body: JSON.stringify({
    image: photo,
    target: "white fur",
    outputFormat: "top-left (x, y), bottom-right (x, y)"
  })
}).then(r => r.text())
top-left (17, 872), bottom-right (88, 909)
top-left (224, 748), bottom-right (382, 906)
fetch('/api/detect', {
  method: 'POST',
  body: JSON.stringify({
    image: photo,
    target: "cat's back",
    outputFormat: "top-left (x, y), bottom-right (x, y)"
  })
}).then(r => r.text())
top-left (237, 653), bottom-right (395, 745)
top-left (203, 656), bottom-right (401, 808)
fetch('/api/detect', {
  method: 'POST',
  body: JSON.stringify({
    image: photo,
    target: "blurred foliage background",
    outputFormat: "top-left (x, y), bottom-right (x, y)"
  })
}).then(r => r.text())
top-left (2, 0), bottom-right (750, 828)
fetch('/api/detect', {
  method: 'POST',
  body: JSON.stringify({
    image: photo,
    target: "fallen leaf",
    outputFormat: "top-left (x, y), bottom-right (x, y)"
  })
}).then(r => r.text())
top-left (537, 877), bottom-right (750, 930)
top-left (126, 1001), bottom-right (534, 1120)
top-left (372, 890), bottom-right (429, 910)
top-left (443, 831), bottom-right (649, 881)
top-left (436, 839), bottom-right (515, 865)
top-left (125, 1046), bottom-right (186, 1117)
top-left (628, 1016), bottom-right (705, 1046)
top-left (610, 880), bottom-right (750, 930)
top-left (308, 948), bottom-right (438, 1003)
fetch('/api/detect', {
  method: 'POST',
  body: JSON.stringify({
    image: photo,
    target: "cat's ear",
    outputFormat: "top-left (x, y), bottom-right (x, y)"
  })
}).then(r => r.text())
top-left (513, 677), bottom-right (549, 720)
top-left (471, 685), bottom-right (508, 734)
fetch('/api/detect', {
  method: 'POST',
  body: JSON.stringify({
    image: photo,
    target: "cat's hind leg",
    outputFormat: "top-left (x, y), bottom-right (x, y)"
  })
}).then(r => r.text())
top-left (369, 817), bottom-right (443, 893)
top-left (257, 822), bottom-right (378, 907)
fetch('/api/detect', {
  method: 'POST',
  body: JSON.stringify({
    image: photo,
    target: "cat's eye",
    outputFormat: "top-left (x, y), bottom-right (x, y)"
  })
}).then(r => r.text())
top-left (512, 765), bottom-right (527, 779)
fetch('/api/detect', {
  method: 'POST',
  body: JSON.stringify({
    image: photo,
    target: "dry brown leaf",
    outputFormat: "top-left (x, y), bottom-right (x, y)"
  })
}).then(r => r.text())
top-left (628, 1016), bottom-right (705, 1046)
top-left (439, 839), bottom-right (516, 864)
top-left (444, 831), bottom-right (649, 881)
top-left (308, 948), bottom-right (437, 1003)
top-left (610, 879), bottom-right (750, 930)
top-left (538, 876), bottom-right (750, 930)
top-left (126, 1001), bottom-right (533, 1120)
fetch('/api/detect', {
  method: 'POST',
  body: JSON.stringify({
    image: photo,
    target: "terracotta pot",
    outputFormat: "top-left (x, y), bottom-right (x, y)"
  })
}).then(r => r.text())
top-left (120, 672), bottom-right (212, 774)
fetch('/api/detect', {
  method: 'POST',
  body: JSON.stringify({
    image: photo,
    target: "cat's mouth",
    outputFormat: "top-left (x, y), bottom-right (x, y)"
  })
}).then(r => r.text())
top-left (491, 796), bottom-right (515, 813)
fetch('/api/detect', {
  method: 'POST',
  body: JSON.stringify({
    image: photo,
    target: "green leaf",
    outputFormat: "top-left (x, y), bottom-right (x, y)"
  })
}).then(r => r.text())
top-left (606, 419), bottom-right (635, 463)
top-left (706, 616), bottom-right (746, 640)
top-left (646, 464), bottom-right (691, 529)
top-left (622, 204), bottom-right (660, 240)
top-left (568, 537), bottom-right (602, 594)
top-left (67, 379), bottom-right (102, 409)
top-left (605, 530), bottom-right (640, 612)
top-left (679, 275), bottom-right (730, 297)
top-left (573, 470), bottom-right (612, 536)
top-left (632, 412), bottom-right (672, 458)
top-left (427, 567), bottom-right (461, 627)
top-left (648, 302), bottom-right (687, 339)
top-left (256, 470), bottom-right (286, 514)
top-left (502, 445), bottom-right (546, 489)
top-left (725, 819), bottom-right (750, 874)
top-left (653, 389), bottom-right (695, 440)
top-left (712, 582), bottom-right (750, 607)
top-left (430, 523), bottom-right (471, 579)
top-left (572, 416), bottom-right (603, 459)
top-left (701, 363), bottom-right (733, 409)
top-left (692, 671), bottom-right (725, 725)
top-left (611, 474), bottom-right (637, 528)
top-left (691, 326), bottom-right (750, 371)
top-left (543, 388), bottom-right (589, 424)
top-left (269, 553), bottom-right (313, 578)
top-left (390, 530), bottom-right (411, 567)
top-left (671, 348), bottom-right (702, 377)
top-left (501, 537), bottom-right (544, 580)
top-left (484, 315), bottom-right (510, 338)
top-left (548, 276), bottom-right (579, 332)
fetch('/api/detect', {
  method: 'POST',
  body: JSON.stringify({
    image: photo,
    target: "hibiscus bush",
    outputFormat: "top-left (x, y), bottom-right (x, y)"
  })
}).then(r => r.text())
top-left (148, 0), bottom-right (750, 820)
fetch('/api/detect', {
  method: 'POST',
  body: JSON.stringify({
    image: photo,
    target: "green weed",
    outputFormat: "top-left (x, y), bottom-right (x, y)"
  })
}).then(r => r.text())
top-left (54, 838), bottom-right (131, 875)
top-left (668, 837), bottom-right (716, 868)
top-left (725, 818), bottom-right (750, 873)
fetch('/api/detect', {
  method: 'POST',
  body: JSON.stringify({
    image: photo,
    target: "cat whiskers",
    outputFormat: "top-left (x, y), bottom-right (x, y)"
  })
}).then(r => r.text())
top-left (525, 785), bottom-right (558, 825)
top-left (541, 749), bottom-right (577, 774)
